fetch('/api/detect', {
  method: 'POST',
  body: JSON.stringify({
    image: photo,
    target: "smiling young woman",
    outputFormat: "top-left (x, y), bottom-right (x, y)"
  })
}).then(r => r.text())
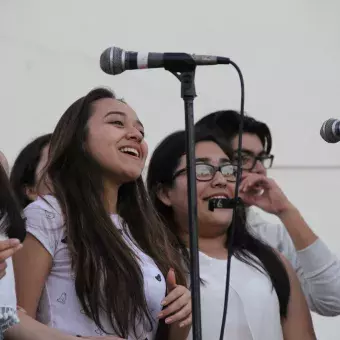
top-left (12, 88), bottom-right (191, 340)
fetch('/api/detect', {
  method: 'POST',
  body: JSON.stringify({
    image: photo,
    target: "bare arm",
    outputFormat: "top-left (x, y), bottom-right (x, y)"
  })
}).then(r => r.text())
top-left (5, 311), bottom-right (125, 340)
top-left (169, 323), bottom-right (191, 340)
top-left (13, 233), bottom-right (52, 318)
top-left (5, 311), bottom-right (76, 340)
top-left (280, 254), bottom-right (316, 340)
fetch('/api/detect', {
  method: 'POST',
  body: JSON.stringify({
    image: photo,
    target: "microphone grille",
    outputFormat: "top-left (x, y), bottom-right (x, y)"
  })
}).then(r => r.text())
top-left (100, 47), bottom-right (125, 75)
top-left (320, 118), bottom-right (339, 143)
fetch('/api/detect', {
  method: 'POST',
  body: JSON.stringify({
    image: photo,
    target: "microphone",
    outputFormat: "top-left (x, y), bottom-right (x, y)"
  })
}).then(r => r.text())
top-left (100, 46), bottom-right (230, 75)
top-left (208, 198), bottom-right (243, 211)
top-left (320, 118), bottom-right (340, 143)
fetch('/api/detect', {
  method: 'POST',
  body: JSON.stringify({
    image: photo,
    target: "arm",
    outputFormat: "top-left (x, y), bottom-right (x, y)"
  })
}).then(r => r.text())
top-left (260, 210), bottom-right (340, 316)
top-left (169, 323), bottom-right (190, 340)
top-left (242, 174), bottom-right (340, 316)
top-left (7, 231), bottom-right (77, 340)
top-left (5, 311), bottom-right (76, 340)
top-left (5, 311), bottom-right (124, 340)
top-left (277, 205), bottom-right (317, 251)
top-left (13, 233), bottom-right (52, 318)
top-left (279, 254), bottom-right (316, 340)
top-left (278, 205), bottom-right (340, 316)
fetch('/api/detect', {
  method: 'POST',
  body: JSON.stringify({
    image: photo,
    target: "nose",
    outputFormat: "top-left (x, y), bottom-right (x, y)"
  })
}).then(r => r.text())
top-left (252, 159), bottom-right (266, 175)
top-left (126, 126), bottom-right (143, 142)
top-left (210, 171), bottom-right (227, 188)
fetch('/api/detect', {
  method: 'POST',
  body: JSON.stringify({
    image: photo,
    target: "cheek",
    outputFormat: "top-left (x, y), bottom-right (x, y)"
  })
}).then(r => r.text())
top-left (169, 182), bottom-right (189, 213)
top-left (86, 128), bottom-right (117, 165)
top-left (228, 183), bottom-right (236, 197)
top-left (141, 141), bottom-right (148, 160)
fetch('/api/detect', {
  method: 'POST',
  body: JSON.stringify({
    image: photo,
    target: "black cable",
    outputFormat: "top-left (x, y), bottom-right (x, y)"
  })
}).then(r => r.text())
top-left (218, 60), bottom-right (245, 340)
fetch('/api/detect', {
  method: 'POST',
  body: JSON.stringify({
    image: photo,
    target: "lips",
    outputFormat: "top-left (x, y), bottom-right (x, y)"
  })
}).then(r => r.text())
top-left (119, 146), bottom-right (140, 159)
top-left (203, 194), bottom-right (229, 201)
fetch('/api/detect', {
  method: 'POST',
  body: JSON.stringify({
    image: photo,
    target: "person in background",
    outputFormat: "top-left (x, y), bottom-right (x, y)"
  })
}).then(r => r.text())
top-left (12, 87), bottom-right (191, 340)
top-left (147, 128), bottom-right (316, 339)
top-left (10, 134), bottom-right (52, 209)
top-left (196, 110), bottom-right (340, 316)
top-left (0, 152), bottom-right (9, 176)
top-left (0, 152), bottom-right (25, 339)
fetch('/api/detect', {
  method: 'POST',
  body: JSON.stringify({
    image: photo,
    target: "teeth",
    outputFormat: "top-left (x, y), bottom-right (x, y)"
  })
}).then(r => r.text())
top-left (119, 147), bottom-right (139, 157)
top-left (211, 195), bottom-right (228, 199)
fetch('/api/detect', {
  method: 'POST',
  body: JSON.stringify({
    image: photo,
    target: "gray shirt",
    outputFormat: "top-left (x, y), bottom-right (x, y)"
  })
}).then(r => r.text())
top-left (248, 208), bottom-right (340, 316)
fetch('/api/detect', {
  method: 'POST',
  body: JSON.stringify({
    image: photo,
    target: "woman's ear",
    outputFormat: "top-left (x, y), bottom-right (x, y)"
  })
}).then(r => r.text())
top-left (156, 184), bottom-right (172, 207)
top-left (24, 186), bottom-right (38, 202)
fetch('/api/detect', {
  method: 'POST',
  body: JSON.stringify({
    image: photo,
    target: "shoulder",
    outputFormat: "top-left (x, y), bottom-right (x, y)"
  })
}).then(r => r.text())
top-left (24, 195), bottom-right (63, 228)
top-left (24, 195), bottom-right (65, 256)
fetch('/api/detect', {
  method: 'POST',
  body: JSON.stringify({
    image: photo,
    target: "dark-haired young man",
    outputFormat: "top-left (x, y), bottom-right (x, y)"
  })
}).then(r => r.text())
top-left (196, 110), bottom-right (340, 316)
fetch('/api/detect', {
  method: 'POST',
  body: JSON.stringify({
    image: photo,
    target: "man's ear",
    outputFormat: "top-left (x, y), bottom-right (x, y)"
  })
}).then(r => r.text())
top-left (156, 184), bottom-right (172, 207)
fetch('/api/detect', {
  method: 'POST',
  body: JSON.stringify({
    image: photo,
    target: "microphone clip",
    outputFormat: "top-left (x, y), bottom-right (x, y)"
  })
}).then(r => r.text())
top-left (208, 198), bottom-right (243, 211)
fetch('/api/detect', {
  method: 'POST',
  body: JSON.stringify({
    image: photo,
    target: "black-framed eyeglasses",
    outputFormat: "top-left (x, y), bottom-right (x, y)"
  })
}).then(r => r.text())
top-left (173, 163), bottom-right (237, 182)
top-left (233, 152), bottom-right (274, 171)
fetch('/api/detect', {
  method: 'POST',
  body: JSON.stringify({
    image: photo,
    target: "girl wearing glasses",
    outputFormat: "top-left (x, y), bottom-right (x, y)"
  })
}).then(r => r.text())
top-left (147, 129), bottom-right (316, 340)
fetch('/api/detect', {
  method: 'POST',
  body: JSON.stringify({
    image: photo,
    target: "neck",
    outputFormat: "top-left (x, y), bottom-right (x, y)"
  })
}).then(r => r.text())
top-left (103, 178), bottom-right (119, 214)
top-left (179, 226), bottom-right (228, 260)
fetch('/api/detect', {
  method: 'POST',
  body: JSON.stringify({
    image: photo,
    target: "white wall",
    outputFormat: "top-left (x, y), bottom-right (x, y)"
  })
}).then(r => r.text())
top-left (1, 0), bottom-right (339, 338)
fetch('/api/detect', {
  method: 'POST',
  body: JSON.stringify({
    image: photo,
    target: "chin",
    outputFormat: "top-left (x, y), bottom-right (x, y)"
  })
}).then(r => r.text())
top-left (120, 166), bottom-right (143, 183)
top-left (209, 209), bottom-right (233, 227)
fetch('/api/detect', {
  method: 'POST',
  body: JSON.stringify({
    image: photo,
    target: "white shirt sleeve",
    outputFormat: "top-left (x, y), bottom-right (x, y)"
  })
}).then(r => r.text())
top-left (247, 208), bottom-right (340, 316)
top-left (24, 196), bottom-right (64, 257)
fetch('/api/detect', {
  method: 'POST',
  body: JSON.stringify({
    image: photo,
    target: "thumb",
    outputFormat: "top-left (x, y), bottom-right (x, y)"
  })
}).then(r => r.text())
top-left (166, 268), bottom-right (177, 292)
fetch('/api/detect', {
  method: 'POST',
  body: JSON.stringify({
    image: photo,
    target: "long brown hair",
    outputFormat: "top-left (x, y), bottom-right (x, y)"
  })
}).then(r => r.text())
top-left (43, 88), bottom-right (186, 337)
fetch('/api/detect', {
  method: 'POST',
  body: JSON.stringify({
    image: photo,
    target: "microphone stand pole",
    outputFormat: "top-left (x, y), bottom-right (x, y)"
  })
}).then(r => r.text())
top-left (166, 55), bottom-right (202, 340)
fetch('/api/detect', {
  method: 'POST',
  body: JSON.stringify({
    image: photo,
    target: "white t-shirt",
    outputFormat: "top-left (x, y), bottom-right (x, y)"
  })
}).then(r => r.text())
top-left (24, 195), bottom-right (165, 340)
top-left (188, 252), bottom-right (283, 340)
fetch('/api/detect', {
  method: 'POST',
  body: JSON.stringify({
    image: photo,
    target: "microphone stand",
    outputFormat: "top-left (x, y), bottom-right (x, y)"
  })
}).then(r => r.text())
top-left (165, 54), bottom-right (202, 340)
top-left (165, 56), bottom-right (244, 340)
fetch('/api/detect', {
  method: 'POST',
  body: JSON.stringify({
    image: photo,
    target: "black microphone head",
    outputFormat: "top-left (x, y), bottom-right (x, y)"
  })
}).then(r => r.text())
top-left (320, 118), bottom-right (340, 143)
top-left (100, 46), bottom-right (125, 75)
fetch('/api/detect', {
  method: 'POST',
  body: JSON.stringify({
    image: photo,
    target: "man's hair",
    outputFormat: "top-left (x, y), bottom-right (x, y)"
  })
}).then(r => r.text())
top-left (196, 110), bottom-right (272, 154)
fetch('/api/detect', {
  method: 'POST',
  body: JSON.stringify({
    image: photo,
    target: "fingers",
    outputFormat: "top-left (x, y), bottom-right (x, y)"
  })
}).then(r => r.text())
top-left (0, 243), bottom-right (23, 262)
top-left (166, 268), bottom-right (177, 292)
top-left (159, 286), bottom-right (191, 325)
top-left (0, 239), bottom-right (21, 251)
top-left (161, 285), bottom-right (187, 307)
top-left (161, 301), bottom-right (192, 325)
top-left (160, 289), bottom-right (189, 317)
top-left (240, 174), bottom-right (270, 193)
top-left (178, 312), bottom-right (192, 328)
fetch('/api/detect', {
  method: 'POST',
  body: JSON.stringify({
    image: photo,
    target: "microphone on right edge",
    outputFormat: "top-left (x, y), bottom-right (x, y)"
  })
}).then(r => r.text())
top-left (320, 118), bottom-right (340, 143)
